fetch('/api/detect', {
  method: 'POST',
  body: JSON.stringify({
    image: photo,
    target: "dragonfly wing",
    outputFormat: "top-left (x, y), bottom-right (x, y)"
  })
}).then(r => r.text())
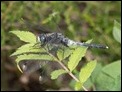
top-left (19, 60), bottom-right (48, 75)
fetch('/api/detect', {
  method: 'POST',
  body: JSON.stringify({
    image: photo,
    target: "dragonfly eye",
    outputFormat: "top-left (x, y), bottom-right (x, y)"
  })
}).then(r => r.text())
top-left (40, 36), bottom-right (45, 42)
top-left (37, 34), bottom-right (46, 45)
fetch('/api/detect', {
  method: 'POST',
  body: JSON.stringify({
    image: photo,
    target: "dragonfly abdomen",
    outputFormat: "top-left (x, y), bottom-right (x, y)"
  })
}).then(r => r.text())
top-left (62, 38), bottom-right (108, 49)
top-left (75, 42), bottom-right (108, 49)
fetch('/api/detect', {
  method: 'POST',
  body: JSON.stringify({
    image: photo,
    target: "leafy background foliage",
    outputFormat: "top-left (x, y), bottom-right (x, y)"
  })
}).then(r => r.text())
top-left (1, 1), bottom-right (121, 91)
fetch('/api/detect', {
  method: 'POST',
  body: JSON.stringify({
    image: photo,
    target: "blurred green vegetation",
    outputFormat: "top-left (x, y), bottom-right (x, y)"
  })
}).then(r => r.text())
top-left (1, 1), bottom-right (121, 91)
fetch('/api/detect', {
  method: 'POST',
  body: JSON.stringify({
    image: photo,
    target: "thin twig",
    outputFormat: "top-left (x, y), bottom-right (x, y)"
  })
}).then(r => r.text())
top-left (45, 49), bottom-right (88, 91)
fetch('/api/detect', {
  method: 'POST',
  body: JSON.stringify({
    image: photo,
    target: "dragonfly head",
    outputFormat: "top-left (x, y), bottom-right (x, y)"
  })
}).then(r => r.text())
top-left (37, 34), bottom-right (46, 45)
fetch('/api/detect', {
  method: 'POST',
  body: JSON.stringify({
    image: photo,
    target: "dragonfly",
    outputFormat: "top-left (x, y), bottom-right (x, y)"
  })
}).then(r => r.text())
top-left (37, 32), bottom-right (108, 49)
top-left (19, 20), bottom-right (108, 79)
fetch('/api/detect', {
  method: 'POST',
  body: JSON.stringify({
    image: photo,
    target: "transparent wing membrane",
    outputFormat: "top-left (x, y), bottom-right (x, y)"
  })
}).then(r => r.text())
top-left (19, 60), bottom-right (48, 75)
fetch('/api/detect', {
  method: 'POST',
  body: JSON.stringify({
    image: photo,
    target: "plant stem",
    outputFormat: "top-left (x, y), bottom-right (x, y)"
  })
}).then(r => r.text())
top-left (46, 50), bottom-right (88, 91)
top-left (57, 61), bottom-right (79, 82)
top-left (57, 60), bottom-right (88, 91)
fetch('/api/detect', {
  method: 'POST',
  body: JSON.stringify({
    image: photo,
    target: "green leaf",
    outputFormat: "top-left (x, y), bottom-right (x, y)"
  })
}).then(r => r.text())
top-left (96, 72), bottom-right (120, 91)
top-left (68, 40), bottom-right (92, 72)
top-left (51, 69), bottom-right (67, 79)
top-left (79, 60), bottom-right (97, 84)
top-left (15, 54), bottom-right (53, 64)
top-left (83, 77), bottom-right (93, 90)
top-left (95, 60), bottom-right (121, 91)
top-left (68, 47), bottom-right (86, 72)
top-left (10, 43), bottom-right (46, 56)
top-left (90, 63), bottom-right (103, 83)
top-left (113, 75), bottom-right (121, 91)
top-left (57, 49), bottom-right (64, 61)
top-left (57, 48), bottom-right (73, 61)
top-left (102, 60), bottom-right (121, 78)
top-left (17, 64), bottom-right (23, 73)
top-left (75, 82), bottom-right (82, 91)
top-left (113, 20), bottom-right (121, 43)
top-left (10, 30), bottom-right (37, 43)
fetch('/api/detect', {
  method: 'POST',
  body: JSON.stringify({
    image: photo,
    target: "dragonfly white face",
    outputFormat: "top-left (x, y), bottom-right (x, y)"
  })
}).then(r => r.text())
top-left (37, 36), bottom-right (40, 42)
